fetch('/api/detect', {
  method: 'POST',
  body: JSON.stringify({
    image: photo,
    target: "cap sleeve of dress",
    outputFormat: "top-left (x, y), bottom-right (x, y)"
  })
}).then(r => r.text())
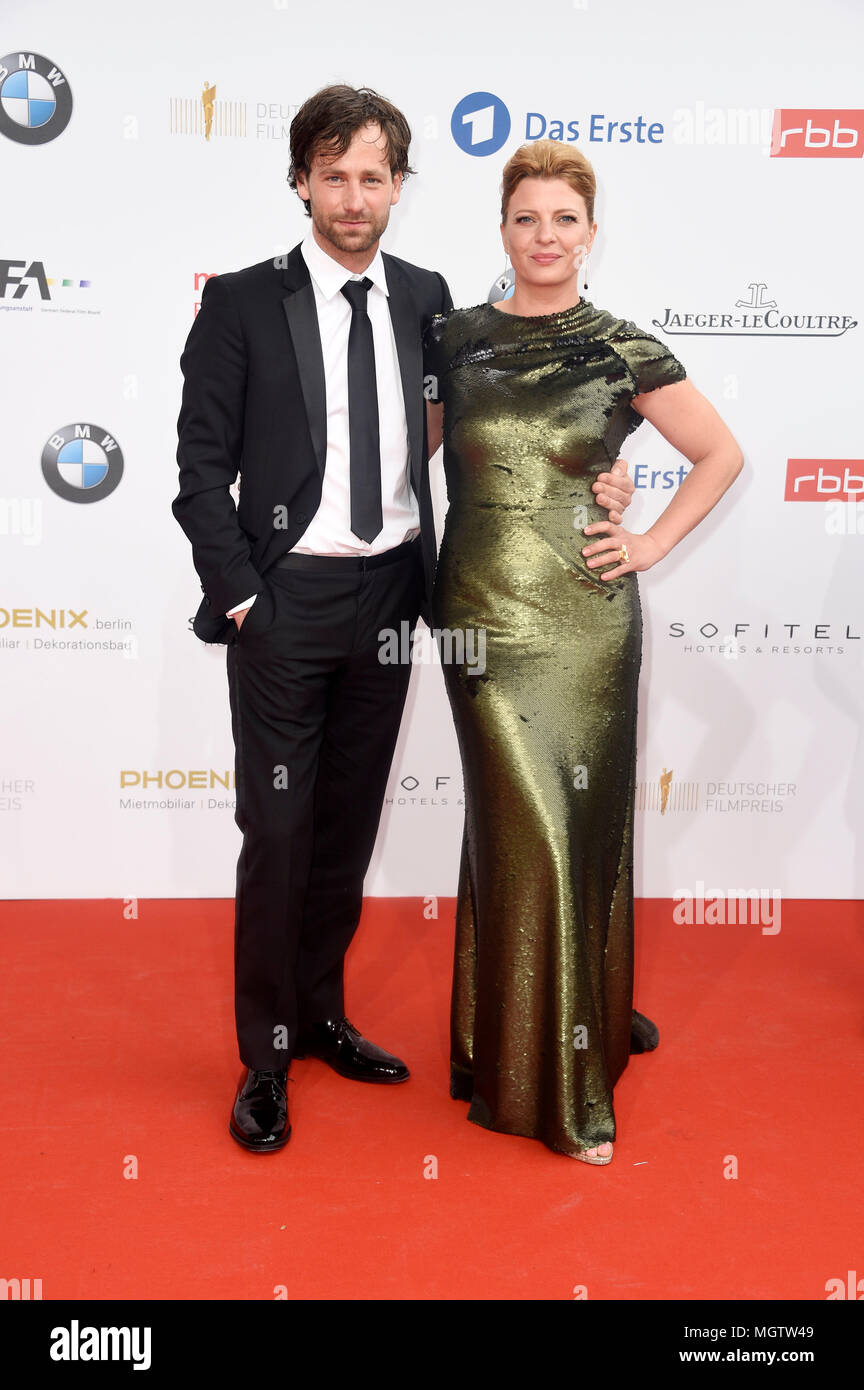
top-left (422, 312), bottom-right (450, 405)
top-left (608, 321), bottom-right (688, 397)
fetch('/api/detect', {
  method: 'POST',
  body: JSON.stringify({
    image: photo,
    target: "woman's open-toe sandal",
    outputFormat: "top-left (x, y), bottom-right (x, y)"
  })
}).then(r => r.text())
top-left (572, 1142), bottom-right (614, 1165)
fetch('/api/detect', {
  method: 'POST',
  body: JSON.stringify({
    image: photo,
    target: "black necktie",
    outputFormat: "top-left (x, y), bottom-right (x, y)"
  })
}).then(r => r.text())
top-left (340, 276), bottom-right (383, 543)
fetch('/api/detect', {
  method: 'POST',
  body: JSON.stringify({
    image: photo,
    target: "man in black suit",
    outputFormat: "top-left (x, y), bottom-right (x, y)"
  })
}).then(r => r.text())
top-left (174, 85), bottom-right (639, 1153)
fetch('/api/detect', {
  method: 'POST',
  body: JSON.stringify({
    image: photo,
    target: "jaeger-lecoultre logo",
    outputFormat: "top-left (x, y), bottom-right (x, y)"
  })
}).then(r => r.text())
top-left (654, 283), bottom-right (856, 337)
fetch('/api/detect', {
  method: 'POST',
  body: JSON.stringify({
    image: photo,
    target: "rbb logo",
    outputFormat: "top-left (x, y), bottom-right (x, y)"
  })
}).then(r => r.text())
top-left (785, 460), bottom-right (864, 502)
top-left (771, 109), bottom-right (864, 158)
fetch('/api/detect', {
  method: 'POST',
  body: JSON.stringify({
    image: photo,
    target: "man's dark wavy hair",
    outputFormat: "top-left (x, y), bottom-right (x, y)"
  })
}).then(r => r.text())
top-left (288, 84), bottom-right (415, 215)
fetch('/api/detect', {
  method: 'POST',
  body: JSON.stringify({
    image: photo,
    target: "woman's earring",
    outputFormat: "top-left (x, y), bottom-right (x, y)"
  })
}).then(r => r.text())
top-left (489, 247), bottom-right (515, 304)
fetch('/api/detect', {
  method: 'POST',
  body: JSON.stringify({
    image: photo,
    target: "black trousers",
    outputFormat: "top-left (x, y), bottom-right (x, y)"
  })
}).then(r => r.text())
top-left (226, 538), bottom-right (424, 1071)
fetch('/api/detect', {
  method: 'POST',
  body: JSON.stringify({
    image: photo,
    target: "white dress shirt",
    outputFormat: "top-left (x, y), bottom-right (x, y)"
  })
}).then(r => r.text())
top-left (227, 229), bottom-right (418, 616)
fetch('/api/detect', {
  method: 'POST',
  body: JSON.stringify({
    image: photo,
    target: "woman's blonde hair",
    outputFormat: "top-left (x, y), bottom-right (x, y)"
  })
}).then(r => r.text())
top-left (500, 139), bottom-right (596, 224)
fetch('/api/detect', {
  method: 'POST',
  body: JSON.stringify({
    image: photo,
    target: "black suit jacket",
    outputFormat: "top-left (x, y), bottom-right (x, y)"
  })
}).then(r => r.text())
top-left (173, 243), bottom-right (453, 643)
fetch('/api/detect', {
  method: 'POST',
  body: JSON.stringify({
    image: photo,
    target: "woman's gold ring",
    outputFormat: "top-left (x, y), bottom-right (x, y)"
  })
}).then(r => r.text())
top-left (618, 544), bottom-right (630, 563)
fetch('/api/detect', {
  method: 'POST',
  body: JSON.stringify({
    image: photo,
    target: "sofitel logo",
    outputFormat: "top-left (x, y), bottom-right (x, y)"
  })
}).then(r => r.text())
top-left (668, 618), bottom-right (858, 658)
top-left (384, 773), bottom-right (463, 808)
top-left (654, 282), bottom-right (856, 338)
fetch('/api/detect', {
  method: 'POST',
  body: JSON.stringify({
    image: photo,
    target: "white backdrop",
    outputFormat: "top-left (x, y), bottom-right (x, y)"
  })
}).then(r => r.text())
top-left (1, 0), bottom-right (861, 900)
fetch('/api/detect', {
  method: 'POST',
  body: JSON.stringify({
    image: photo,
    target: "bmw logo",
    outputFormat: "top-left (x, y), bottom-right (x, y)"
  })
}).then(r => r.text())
top-left (42, 424), bottom-right (124, 503)
top-left (0, 52), bottom-right (73, 145)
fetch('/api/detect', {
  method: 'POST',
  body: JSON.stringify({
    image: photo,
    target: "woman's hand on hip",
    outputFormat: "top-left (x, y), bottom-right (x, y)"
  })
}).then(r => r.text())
top-left (580, 522), bottom-right (666, 580)
top-left (591, 457), bottom-right (634, 523)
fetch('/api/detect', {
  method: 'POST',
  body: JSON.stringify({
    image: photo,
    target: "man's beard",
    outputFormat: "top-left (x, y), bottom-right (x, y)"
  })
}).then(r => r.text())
top-left (312, 205), bottom-right (389, 253)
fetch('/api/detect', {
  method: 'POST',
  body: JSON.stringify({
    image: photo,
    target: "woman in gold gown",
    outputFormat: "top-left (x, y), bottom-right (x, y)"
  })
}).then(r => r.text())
top-left (423, 140), bottom-right (743, 1163)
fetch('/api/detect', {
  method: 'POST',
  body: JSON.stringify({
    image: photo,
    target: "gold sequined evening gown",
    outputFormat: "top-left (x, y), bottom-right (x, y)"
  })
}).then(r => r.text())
top-left (423, 298), bottom-right (687, 1157)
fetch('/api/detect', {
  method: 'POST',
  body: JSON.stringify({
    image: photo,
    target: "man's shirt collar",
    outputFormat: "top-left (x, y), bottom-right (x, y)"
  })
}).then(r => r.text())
top-left (301, 228), bottom-right (389, 300)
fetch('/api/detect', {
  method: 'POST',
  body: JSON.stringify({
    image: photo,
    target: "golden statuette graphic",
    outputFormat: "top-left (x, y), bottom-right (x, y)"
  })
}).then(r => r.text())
top-left (201, 81), bottom-right (216, 141)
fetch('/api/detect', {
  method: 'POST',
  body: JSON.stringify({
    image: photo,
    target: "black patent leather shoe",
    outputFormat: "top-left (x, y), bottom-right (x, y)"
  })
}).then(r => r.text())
top-left (229, 1068), bottom-right (291, 1151)
top-left (294, 1018), bottom-right (409, 1083)
top-left (630, 1009), bottom-right (660, 1054)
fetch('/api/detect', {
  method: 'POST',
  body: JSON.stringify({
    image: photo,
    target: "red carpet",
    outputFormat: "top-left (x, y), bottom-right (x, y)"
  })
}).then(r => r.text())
top-left (0, 897), bottom-right (861, 1300)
